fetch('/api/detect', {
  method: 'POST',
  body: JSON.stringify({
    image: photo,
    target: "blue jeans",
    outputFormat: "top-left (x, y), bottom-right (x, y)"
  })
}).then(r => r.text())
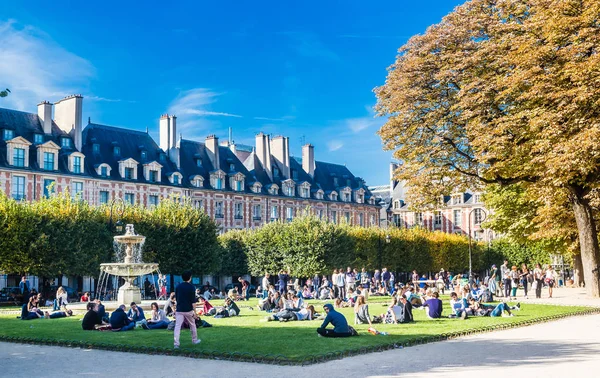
top-left (118, 322), bottom-right (136, 331)
top-left (491, 303), bottom-right (509, 317)
top-left (147, 320), bottom-right (170, 329)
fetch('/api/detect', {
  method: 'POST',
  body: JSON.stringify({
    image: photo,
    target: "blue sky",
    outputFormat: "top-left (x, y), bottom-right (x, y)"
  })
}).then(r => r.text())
top-left (0, 0), bottom-right (464, 185)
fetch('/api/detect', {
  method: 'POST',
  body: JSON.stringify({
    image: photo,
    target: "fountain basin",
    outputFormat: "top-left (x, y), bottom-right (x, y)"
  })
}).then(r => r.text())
top-left (100, 263), bottom-right (158, 277)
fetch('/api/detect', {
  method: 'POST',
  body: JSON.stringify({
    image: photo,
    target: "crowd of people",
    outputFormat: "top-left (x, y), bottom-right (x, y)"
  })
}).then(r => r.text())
top-left (15, 261), bottom-right (564, 346)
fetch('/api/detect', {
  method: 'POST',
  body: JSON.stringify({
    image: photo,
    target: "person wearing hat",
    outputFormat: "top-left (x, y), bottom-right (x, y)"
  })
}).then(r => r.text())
top-left (317, 303), bottom-right (351, 337)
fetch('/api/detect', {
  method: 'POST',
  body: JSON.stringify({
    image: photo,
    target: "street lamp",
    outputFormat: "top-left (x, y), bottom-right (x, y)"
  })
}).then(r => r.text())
top-left (378, 232), bottom-right (391, 270)
top-left (468, 208), bottom-right (487, 282)
top-left (108, 197), bottom-right (125, 234)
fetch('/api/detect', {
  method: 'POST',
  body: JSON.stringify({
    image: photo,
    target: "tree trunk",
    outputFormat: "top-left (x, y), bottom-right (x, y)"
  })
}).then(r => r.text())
top-left (572, 253), bottom-right (584, 287)
top-left (569, 188), bottom-right (600, 297)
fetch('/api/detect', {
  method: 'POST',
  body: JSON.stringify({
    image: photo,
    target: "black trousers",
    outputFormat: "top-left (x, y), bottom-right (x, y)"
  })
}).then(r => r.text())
top-left (317, 328), bottom-right (352, 338)
top-left (535, 279), bottom-right (543, 298)
top-left (503, 279), bottom-right (512, 297)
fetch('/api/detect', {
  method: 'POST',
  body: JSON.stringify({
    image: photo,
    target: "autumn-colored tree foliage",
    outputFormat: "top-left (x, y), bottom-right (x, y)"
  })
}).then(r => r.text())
top-left (376, 0), bottom-right (600, 296)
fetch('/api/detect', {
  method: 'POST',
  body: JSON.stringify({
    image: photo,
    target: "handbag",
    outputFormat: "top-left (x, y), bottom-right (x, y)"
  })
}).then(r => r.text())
top-left (531, 281), bottom-right (538, 290)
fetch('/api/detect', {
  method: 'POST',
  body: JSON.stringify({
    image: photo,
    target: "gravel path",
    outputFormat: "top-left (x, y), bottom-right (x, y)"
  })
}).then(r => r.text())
top-left (1, 312), bottom-right (599, 378)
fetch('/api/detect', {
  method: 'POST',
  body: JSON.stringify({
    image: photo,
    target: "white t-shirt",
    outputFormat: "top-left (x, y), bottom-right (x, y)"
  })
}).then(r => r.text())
top-left (295, 308), bottom-right (311, 321)
top-left (390, 305), bottom-right (402, 319)
top-left (545, 269), bottom-right (556, 280)
top-left (262, 276), bottom-right (269, 290)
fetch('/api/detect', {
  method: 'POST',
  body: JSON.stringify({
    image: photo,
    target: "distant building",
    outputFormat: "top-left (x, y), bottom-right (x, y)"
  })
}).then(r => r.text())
top-left (370, 163), bottom-right (494, 242)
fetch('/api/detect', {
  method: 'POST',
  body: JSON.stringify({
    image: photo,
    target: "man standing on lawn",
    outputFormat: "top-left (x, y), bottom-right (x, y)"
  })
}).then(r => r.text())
top-left (174, 271), bottom-right (200, 349)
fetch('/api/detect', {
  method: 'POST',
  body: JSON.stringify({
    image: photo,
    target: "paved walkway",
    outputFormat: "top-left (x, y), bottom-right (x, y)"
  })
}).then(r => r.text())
top-left (1, 311), bottom-right (599, 378)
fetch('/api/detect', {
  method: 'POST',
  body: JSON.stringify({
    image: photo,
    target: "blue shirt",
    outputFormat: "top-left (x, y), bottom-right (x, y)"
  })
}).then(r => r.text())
top-left (127, 306), bottom-right (145, 322)
top-left (424, 298), bottom-right (443, 318)
top-left (175, 281), bottom-right (196, 312)
top-left (320, 308), bottom-right (350, 333)
top-left (109, 308), bottom-right (130, 328)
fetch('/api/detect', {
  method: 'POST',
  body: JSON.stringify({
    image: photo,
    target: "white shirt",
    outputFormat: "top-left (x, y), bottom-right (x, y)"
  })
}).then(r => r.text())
top-left (295, 308), bottom-right (311, 321)
top-left (262, 276), bottom-right (269, 291)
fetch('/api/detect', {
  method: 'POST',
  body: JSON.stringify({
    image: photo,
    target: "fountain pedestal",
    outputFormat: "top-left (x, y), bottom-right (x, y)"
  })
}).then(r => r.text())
top-left (118, 280), bottom-right (142, 304)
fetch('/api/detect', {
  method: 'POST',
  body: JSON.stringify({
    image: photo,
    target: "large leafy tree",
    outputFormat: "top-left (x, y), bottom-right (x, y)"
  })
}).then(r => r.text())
top-left (376, 0), bottom-right (600, 296)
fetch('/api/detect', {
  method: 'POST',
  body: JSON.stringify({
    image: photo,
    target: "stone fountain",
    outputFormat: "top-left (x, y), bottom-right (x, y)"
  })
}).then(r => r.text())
top-left (100, 224), bottom-right (158, 304)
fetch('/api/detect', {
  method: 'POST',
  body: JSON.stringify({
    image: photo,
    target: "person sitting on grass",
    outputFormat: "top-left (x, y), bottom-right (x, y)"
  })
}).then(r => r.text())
top-left (214, 297), bottom-right (240, 318)
top-left (44, 306), bottom-right (73, 319)
top-left (82, 302), bottom-right (104, 330)
top-left (334, 298), bottom-right (351, 309)
top-left (302, 285), bottom-right (313, 299)
top-left (94, 299), bottom-right (109, 323)
top-left (197, 297), bottom-right (216, 316)
top-left (422, 292), bottom-right (443, 319)
top-left (164, 292), bottom-right (176, 317)
top-left (142, 302), bottom-right (171, 330)
top-left (110, 304), bottom-right (135, 331)
top-left (468, 298), bottom-right (520, 317)
top-left (449, 292), bottom-right (468, 319)
top-left (380, 297), bottom-right (403, 324)
top-left (127, 302), bottom-right (147, 328)
top-left (317, 303), bottom-right (352, 338)
top-left (397, 296), bottom-right (414, 323)
top-left (20, 297), bottom-right (43, 320)
top-left (80, 292), bottom-right (90, 302)
top-left (354, 295), bottom-right (372, 326)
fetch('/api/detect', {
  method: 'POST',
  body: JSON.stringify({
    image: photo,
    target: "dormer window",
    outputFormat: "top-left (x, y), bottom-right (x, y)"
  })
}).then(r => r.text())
top-left (113, 146), bottom-right (121, 157)
top-left (210, 170), bottom-right (226, 190)
top-left (229, 172), bottom-right (245, 192)
top-left (229, 163), bottom-right (235, 171)
top-left (315, 189), bottom-right (324, 200)
top-left (196, 159), bottom-right (202, 167)
top-left (354, 188), bottom-right (365, 204)
top-left (68, 151), bottom-right (87, 175)
top-left (7, 137), bottom-right (32, 168)
top-left (61, 137), bottom-right (72, 148)
top-left (93, 143), bottom-right (100, 154)
top-left (34, 134), bottom-right (43, 144)
top-left (330, 191), bottom-right (338, 201)
top-left (73, 156), bottom-right (82, 173)
top-left (268, 185), bottom-right (279, 195)
top-left (282, 180), bottom-right (295, 197)
top-left (333, 177), bottom-right (338, 187)
top-left (299, 182), bottom-right (310, 199)
top-left (190, 175), bottom-right (204, 188)
top-left (252, 183), bottom-right (262, 194)
top-left (173, 175), bottom-right (180, 185)
top-left (452, 194), bottom-right (462, 205)
top-left (3, 129), bottom-right (14, 140)
top-left (101, 166), bottom-right (108, 177)
top-left (43, 152), bottom-right (54, 170)
top-left (273, 166), bottom-right (280, 177)
top-left (149, 170), bottom-right (158, 182)
top-left (143, 161), bottom-right (162, 183)
top-left (168, 172), bottom-right (183, 185)
top-left (141, 150), bottom-right (147, 160)
top-left (125, 167), bottom-right (134, 179)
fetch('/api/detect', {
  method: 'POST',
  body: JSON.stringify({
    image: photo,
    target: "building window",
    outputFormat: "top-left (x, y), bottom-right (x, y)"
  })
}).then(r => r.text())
top-left (371, 214), bottom-right (376, 226)
top-left (415, 212), bottom-right (423, 226)
top-left (286, 186), bottom-right (294, 196)
top-left (318, 209), bottom-right (324, 219)
top-left (434, 211), bottom-right (442, 226)
top-left (148, 170), bottom-right (157, 182)
top-left (344, 211), bottom-right (351, 223)
top-left (12, 176), bottom-right (25, 200)
top-left (359, 213), bottom-right (364, 227)
top-left (100, 166), bottom-right (108, 177)
top-left (196, 159), bottom-right (202, 167)
top-left (273, 167), bottom-right (280, 177)
top-left (125, 167), bottom-right (134, 180)
top-left (73, 156), bottom-right (82, 174)
top-left (99, 191), bottom-right (109, 204)
top-left (13, 148), bottom-right (25, 167)
top-left (301, 187), bottom-right (309, 198)
top-left (149, 195), bottom-right (159, 207)
top-left (229, 163), bottom-right (235, 171)
top-left (113, 146), bottom-right (121, 157)
top-left (193, 199), bottom-right (203, 210)
top-left (452, 195), bottom-right (462, 205)
top-left (72, 182), bottom-right (83, 199)
top-left (253, 204), bottom-right (261, 220)
top-left (61, 138), bottom-right (72, 148)
top-left (271, 205), bottom-right (278, 220)
top-left (124, 193), bottom-right (135, 205)
top-left (235, 180), bottom-right (242, 191)
top-left (93, 143), bottom-right (100, 153)
top-left (215, 201), bottom-right (224, 218)
top-left (234, 203), bottom-right (243, 219)
top-left (453, 210), bottom-right (462, 227)
top-left (3, 129), bottom-right (14, 140)
top-left (215, 178), bottom-right (222, 190)
top-left (34, 134), bottom-right (43, 144)
top-left (473, 194), bottom-right (481, 203)
top-left (331, 211), bottom-right (337, 223)
top-left (173, 175), bottom-right (180, 185)
top-left (474, 208), bottom-right (484, 225)
top-left (141, 150), bottom-right (147, 160)
top-left (43, 179), bottom-right (55, 198)
top-left (286, 207), bottom-right (293, 221)
top-left (43, 152), bottom-right (54, 171)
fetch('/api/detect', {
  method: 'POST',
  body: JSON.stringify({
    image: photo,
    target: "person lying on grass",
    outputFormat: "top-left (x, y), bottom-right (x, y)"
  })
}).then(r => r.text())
top-left (467, 298), bottom-right (520, 317)
top-left (44, 306), bottom-right (73, 319)
top-left (317, 303), bottom-right (354, 338)
top-left (266, 305), bottom-right (316, 322)
top-left (214, 297), bottom-right (240, 318)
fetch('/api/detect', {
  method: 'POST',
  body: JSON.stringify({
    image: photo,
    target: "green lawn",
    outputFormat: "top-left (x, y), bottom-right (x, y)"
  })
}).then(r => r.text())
top-left (0, 297), bottom-right (594, 363)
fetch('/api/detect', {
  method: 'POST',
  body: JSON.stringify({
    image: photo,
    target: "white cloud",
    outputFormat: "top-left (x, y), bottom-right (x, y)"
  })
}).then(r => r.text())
top-left (327, 140), bottom-right (344, 151)
top-left (0, 20), bottom-right (94, 111)
top-left (346, 116), bottom-right (383, 133)
top-left (253, 116), bottom-right (284, 121)
top-left (168, 88), bottom-right (242, 138)
top-left (85, 95), bottom-right (136, 103)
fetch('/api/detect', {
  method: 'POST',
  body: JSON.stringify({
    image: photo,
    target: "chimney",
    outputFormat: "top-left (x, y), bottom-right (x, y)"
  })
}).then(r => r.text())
top-left (168, 115), bottom-right (177, 150)
top-left (390, 162), bottom-right (399, 196)
top-left (270, 135), bottom-right (290, 178)
top-left (159, 114), bottom-right (171, 151)
top-left (255, 132), bottom-right (272, 180)
top-left (206, 135), bottom-right (220, 170)
top-left (302, 144), bottom-right (315, 178)
top-left (37, 101), bottom-right (53, 135)
top-left (54, 94), bottom-right (83, 150)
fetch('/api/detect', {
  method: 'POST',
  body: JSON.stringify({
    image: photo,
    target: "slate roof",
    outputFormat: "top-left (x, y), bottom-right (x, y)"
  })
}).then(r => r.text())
top-left (0, 107), bottom-right (377, 204)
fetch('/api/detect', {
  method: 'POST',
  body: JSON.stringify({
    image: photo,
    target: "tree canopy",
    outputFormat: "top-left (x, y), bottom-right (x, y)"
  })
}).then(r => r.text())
top-left (376, 0), bottom-right (600, 296)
